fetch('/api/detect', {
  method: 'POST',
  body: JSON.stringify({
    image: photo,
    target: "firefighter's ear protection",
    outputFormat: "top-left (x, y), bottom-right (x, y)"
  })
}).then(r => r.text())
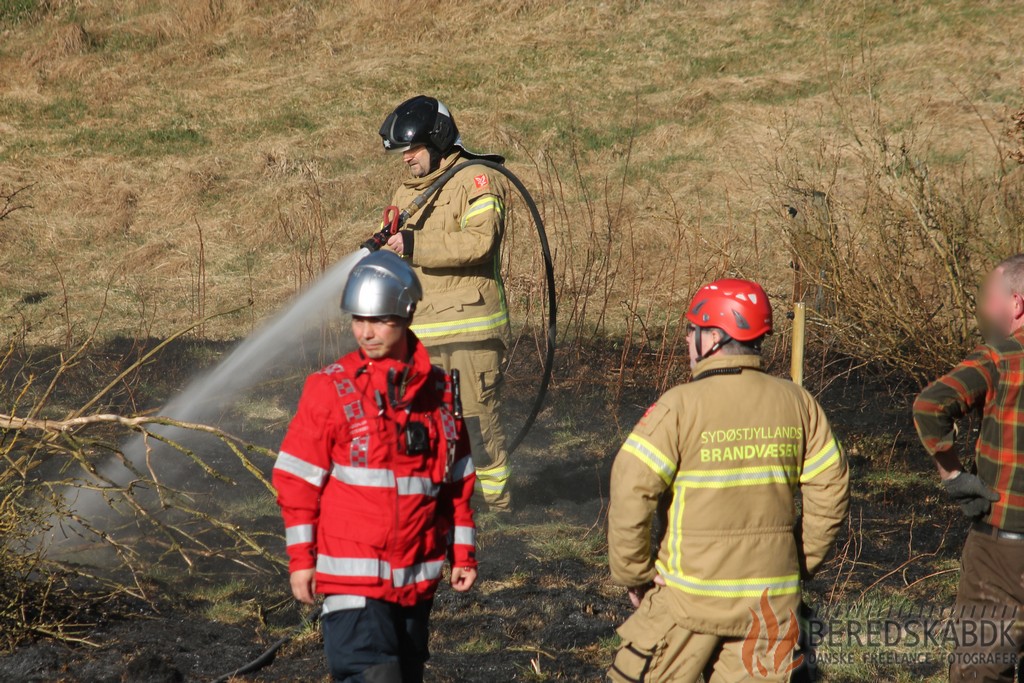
top-left (405, 420), bottom-right (430, 455)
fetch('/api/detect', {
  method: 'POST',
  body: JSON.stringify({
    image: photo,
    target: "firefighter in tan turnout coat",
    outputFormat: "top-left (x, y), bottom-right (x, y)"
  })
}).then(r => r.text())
top-left (380, 95), bottom-right (513, 511)
top-left (607, 279), bottom-right (850, 682)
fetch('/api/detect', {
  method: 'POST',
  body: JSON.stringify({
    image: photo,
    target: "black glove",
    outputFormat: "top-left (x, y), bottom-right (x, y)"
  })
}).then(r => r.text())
top-left (399, 230), bottom-right (414, 259)
top-left (943, 472), bottom-right (1000, 519)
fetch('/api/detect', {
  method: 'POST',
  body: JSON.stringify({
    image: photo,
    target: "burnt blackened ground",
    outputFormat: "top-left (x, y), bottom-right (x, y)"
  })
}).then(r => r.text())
top-left (0, 341), bottom-right (972, 682)
top-left (0, 430), bottom-right (626, 683)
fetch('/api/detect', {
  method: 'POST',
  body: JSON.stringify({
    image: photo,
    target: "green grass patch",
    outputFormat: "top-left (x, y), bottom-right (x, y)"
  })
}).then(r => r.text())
top-left (219, 492), bottom-right (279, 524)
top-left (268, 109), bottom-right (315, 133)
top-left (193, 579), bottom-right (256, 625)
top-left (455, 635), bottom-right (503, 654)
top-left (573, 121), bottom-right (652, 152)
top-left (233, 105), bottom-right (319, 139)
top-left (597, 632), bottom-right (621, 655)
top-left (100, 29), bottom-right (160, 53)
top-left (749, 78), bottom-right (829, 105)
top-left (260, 108), bottom-right (318, 134)
top-left (0, 95), bottom-right (30, 119)
top-left (0, 0), bottom-right (38, 26)
top-left (687, 53), bottom-right (730, 80)
top-left (40, 96), bottom-right (88, 126)
top-left (526, 524), bottom-right (606, 565)
top-left (0, 138), bottom-right (41, 162)
top-left (639, 150), bottom-right (710, 176)
top-left (66, 120), bottom-right (209, 157)
top-left (927, 148), bottom-right (969, 167)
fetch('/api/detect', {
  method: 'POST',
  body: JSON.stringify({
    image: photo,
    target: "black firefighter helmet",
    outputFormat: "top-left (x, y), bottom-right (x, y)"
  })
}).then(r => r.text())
top-left (379, 95), bottom-right (504, 163)
top-left (379, 95), bottom-right (458, 155)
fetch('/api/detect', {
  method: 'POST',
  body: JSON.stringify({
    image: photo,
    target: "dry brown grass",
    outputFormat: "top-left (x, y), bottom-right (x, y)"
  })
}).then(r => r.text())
top-left (0, 0), bottom-right (1022, 370)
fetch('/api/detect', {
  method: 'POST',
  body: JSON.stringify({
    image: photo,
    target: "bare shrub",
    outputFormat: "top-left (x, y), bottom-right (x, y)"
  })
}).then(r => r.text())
top-left (277, 171), bottom-right (332, 293)
top-left (512, 130), bottom-right (764, 400)
top-left (764, 101), bottom-right (1024, 383)
top-left (0, 328), bottom-right (282, 651)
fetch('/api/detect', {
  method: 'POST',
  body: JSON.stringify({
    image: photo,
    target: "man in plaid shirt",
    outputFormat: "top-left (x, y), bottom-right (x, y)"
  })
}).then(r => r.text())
top-left (914, 254), bottom-right (1024, 683)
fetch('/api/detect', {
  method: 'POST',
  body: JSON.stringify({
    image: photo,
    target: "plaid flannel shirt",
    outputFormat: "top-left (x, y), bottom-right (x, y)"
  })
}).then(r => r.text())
top-left (914, 328), bottom-right (1024, 532)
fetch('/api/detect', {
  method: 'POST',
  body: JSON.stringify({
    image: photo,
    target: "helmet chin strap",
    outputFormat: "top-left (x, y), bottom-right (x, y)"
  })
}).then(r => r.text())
top-left (695, 327), bottom-right (732, 363)
top-left (427, 146), bottom-right (443, 172)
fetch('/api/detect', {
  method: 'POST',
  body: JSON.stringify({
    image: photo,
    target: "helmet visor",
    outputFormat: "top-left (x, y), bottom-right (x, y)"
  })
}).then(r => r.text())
top-left (379, 112), bottom-right (410, 153)
top-left (379, 96), bottom-right (442, 153)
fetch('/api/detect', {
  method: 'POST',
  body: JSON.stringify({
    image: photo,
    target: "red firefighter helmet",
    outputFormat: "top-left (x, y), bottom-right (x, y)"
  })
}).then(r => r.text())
top-left (686, 278), bottom-right (773, 341)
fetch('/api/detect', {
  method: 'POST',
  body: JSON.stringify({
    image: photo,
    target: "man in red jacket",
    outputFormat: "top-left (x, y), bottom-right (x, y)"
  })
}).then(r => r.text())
top-left (273, 250), bottom-right (478, 682)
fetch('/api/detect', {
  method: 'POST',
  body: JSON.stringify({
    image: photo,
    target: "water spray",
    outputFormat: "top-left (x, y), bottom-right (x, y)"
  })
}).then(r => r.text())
top-left (52, 250), bottom-right (368, 560)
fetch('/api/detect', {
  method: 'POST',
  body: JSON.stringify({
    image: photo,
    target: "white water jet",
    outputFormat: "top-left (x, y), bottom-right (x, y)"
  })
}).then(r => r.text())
top-left (131, 248), bottom-right (366, 438)
top-left (49, 248), bottom-right (369, 559)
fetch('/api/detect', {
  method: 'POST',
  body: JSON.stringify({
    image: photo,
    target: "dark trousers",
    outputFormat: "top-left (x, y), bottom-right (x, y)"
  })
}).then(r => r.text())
top-left (322, 598), bottom-right (433, 683)
top-left (950, 529), bottom-right (1024, 683)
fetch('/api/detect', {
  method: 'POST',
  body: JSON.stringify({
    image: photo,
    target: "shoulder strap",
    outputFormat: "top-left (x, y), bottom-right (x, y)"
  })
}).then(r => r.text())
top-left (427, 365), bottom-right (462, 481)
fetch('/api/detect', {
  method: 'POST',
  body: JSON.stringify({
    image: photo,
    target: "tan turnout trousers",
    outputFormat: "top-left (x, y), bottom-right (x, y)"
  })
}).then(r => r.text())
top-left (610, 587), bottom-right (793, 683)
top-left (428, 339), bottom-right (511, 511)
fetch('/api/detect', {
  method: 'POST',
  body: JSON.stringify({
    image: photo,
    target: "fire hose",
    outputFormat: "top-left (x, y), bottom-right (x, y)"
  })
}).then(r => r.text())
top-left (211, 608), bottom-right (319, 683)
top-left (362, 159), bottom-right (557, 457)
top-left (213, 160), bottom-right (555, 681)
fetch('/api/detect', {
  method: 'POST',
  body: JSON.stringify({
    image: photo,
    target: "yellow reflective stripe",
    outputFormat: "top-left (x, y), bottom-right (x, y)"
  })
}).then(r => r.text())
top-left (493, 238), bottom-right (507, 312)
top-left (413, 195), bottom-right (507, 341)
top-left (658, 570), bottom-right (801, 598)
top-left (675, 464), bottom-right (796, 489)
top-left (667, 481), bottom-right (687, 577)
top-left (460, 196), bottom-right (503, 228)
top-left (476, 464), bottom-right (510, 494)
top-left (622, 434), bottom-right (676, 485)
top-left (477, 480), bottom-right (506, 494)
top-left (411, 309), bottom-right (509, 338)
top-left (477, 464), bottom-right (510, 480)
top-left (800, 438), bottom-right (841, 483)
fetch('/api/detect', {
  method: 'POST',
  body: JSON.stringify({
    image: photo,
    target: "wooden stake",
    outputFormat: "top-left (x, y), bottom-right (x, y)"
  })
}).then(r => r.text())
top-left (790, 302), bottom-right (806, 386)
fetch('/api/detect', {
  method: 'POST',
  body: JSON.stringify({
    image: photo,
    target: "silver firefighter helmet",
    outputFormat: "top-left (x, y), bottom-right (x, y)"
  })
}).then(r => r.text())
top-left (341, 250), bottom-right (422, 319)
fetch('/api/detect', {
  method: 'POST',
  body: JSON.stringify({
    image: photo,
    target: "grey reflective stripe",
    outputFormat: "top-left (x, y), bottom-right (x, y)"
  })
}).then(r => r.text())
top-left (322, 595), bottom-right (367, 615)
top-left (397, 476), bottom-right (440, 497)
top-left (333, 464), bottom-right (395, 488)
top-left (410, 309), bottom-right (510, 338)
top-left (801, 439), bottom-right (841, 482)
top-left (661, 571), bottom-right (801, 598)
top-left (285, 524), bottom-right (314, 547)
top-left (392, 559), bottom-right (444, 587)
top-left (622, 434), bottom-right (676, 485)
top-left (453, 526), bottom-right (475, 547)
top-left (449, 456), bottom-right (475, 481)
top-left (675, 466), bottom-right (795, 487)
top-left (317, 555), bottom-right (391, 580)
top-left (275, 451), bottom-right (328, 487)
